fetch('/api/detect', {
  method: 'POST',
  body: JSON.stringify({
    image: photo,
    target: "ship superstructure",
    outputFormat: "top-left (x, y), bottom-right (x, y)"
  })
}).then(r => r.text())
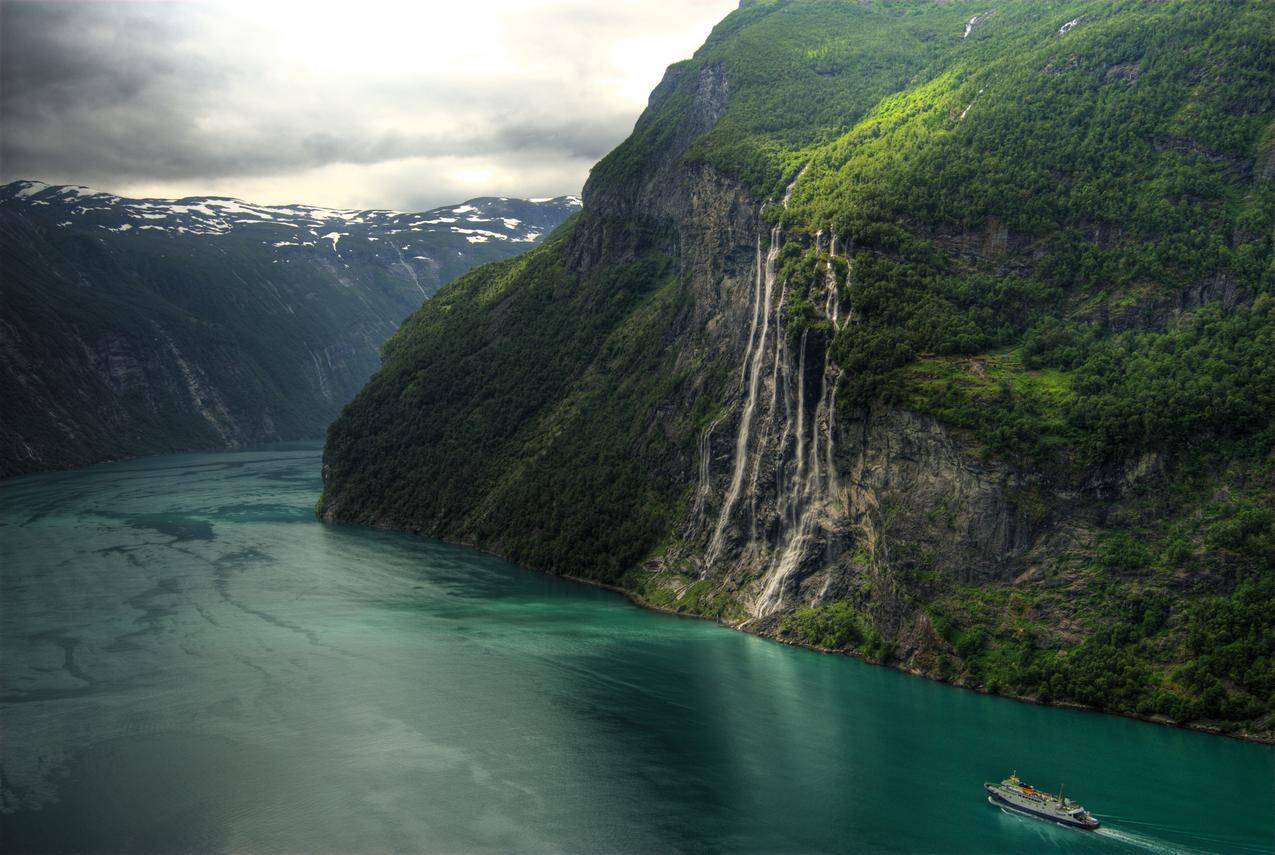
top-left (984, 772), bottom-right (1100, 830)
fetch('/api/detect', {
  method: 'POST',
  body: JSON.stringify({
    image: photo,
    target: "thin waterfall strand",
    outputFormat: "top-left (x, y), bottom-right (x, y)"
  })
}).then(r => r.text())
top-left (706, 223), bottom-right (780, 566)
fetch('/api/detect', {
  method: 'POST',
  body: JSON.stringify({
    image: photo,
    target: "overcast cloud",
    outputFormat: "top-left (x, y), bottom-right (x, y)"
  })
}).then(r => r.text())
top-left (0, 0), bottom-right (736, 210)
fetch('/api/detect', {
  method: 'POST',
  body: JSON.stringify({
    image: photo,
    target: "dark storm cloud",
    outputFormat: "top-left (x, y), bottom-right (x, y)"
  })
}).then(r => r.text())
top-left (0, 0), bottom-right (736, 208)
top-left (3, 4), bottom-right (211, 177)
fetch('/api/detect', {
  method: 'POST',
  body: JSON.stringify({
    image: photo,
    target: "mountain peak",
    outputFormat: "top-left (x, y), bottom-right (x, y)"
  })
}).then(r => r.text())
top-left (1, 180), bottom-right (581, 245)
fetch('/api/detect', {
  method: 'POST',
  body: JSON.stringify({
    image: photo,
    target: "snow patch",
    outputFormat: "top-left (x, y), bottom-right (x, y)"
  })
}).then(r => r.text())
top-left (13, 180), bottom-right (48, 197)
top-left (61, 186), bottom-right (103, 199)
top-left (451, 227), bottom-right (508, 240)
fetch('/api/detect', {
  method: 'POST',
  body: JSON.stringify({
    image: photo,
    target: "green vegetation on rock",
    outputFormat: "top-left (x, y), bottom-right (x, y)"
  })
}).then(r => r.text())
top-left (322, 0), bottom-right (1275, 739)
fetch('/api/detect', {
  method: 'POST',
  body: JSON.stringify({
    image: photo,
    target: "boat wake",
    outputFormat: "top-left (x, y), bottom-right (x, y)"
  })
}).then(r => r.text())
top-left (1092, 826), bottom-right (1198, 855)
top-left (990, 799), bottom-right (1209, 855)
top-left (1094, 822), bottom-right (1272, 855)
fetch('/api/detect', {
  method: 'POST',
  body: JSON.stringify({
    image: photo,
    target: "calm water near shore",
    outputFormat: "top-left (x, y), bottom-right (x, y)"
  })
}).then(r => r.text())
top-left (1, 444), bottom-right (1271, 854)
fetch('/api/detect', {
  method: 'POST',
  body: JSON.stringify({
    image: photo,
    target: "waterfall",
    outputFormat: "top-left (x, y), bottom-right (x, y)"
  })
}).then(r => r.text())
top-left (823, 243), bottom-right (842, 498)
top-left (695, 235), bottom-right (764, 521)
top-left (825, 381), bottom-right (840, 499)
top-left (795, 330), bottom-right (808, 484)
top-left (757, 332), bottom-right (831, 616)
top-left (826, 234), bottom-right (842, 330)
top-left (706, 222), bottom-right (781, 566)
top-left (740, 235), bottom-right (765, 386)
top-left (756, 278), bottom-right (792, 539)
top-left (700, 167), bottom-right (847, 615)
top-left (754, 237), bottom-right (845, 617)
top-left (692, 411), bottom-right (729, 518)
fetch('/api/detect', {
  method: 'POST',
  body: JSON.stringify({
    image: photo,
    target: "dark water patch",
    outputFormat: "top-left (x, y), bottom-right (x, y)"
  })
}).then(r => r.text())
top-left (203, 548), bottom-right (338, 654)
top-left (0, 733), bottom-right (268, 854)
top-left (192, 603), bottom-right (223, 628)
top-left (102, 577), bottom-right (185, 652)
top-left (213, 502), bottom-right (313, 523)
top-left (88, 543), bottom-right (150, 569)
top-left (25, 632), bottom-right (93, 687)
top-left (1, 489), bottom-right (92, 526)
top-left (212, 545), bottom-right (273, 571)
top-left (1, 444), bottom-right (1271, 854)
top-left (100, 636), bottom-right (145, 654)
top-left (115, 513), bottom-right (215, 542)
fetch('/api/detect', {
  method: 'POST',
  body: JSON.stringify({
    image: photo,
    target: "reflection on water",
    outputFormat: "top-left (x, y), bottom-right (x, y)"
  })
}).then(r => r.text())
top-left (1, 444), bottom-right (1272, 854)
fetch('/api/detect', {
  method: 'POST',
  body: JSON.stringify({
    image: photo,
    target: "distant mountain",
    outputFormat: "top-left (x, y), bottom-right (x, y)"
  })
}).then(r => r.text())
top-left (0, 180), bottom-right (580, 477)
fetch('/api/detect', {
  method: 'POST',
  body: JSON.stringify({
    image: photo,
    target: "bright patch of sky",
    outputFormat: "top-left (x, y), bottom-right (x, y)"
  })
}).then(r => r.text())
top-left (0, 0), bottom-right (737, 210)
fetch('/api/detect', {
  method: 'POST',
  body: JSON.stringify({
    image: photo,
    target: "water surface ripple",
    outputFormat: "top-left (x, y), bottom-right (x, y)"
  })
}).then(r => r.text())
top-left (1, 445), bottom-right (1271, 853)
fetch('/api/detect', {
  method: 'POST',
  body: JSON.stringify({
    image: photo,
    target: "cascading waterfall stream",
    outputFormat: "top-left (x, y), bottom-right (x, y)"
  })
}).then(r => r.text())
top-left (700, 168), bottom-right (846, 618)
top-left (740, 236), bottom-right (765, 386)
top-left (692, 411), bottom-right (729, 518)
top-left (790, 328), bottom-right (809, 525)
top-left (756, 279), bottom-right (791, 538)
top-left (757, 334), bottom-right (837, 616)
top-left (694, 236), bottom-right (764, 521)
top-left (754, 235), bottom-right (846, 616)
top-left (823, 244), bottom-right (843, 498)
top-left (706, 222), bottom-right (782, 567)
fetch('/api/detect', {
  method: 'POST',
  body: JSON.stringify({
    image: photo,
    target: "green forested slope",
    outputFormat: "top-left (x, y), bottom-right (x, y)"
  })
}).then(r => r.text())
top-left (0, 185), bottom-right (578, 477)
top-left (322, 0), bottom-right (1274, 738)
top-left (322, 223), bottom-right (693, 577)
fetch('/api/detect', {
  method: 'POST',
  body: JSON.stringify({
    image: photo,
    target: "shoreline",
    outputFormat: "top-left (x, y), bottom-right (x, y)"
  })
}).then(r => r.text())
top-left (562, 571), bottom-right (1275, 748)
top-left (0, 436), bottom-right (328, 485)
top-left (335, 514), bottom-right (1274, 748)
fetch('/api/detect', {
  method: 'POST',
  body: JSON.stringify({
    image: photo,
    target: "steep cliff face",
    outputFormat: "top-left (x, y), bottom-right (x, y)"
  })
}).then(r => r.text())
top-left (322, 0), bottom-right (1274, 739)
top-left (0, 183), bottom-right (580, 477)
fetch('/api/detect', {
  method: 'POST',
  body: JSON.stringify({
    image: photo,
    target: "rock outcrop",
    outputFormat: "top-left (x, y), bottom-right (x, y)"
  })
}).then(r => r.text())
top-left (319, 0), bottom-right (1275, 741)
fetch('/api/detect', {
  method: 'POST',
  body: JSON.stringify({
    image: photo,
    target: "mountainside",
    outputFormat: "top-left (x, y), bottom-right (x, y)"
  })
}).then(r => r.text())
top-left (0, 181), bottom-right (580, 477)
top-left (320, 0), bottom-right (1275, 740)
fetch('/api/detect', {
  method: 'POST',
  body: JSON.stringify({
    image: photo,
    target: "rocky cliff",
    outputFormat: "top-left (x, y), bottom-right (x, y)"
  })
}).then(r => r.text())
top-left (0, 182), bottom-right (579, 477)
top-left (321, 0), bottom-right (1274, 740)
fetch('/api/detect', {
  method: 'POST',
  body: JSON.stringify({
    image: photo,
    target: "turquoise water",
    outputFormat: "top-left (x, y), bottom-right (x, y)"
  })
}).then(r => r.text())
top-left (1, 444), bottom-right (1271, 854)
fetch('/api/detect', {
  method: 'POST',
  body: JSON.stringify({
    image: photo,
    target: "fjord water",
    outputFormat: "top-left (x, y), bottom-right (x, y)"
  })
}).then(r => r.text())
top-left (1, 447), bottom-right (1271, 854)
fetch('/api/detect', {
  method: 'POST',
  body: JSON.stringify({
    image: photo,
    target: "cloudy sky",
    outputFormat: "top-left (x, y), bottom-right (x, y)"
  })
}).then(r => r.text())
top-left (1, 0), bottom-right (736, 210)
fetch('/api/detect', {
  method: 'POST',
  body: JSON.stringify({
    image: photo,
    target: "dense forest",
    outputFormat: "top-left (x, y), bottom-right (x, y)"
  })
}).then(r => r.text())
top-left (323, 0), bottom-right (1274, 740)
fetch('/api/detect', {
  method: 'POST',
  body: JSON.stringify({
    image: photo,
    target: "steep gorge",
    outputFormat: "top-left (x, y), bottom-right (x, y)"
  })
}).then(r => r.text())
top-left (321, 0), bottom-right (1274, 741)
top-left (0, 184), bottom-right (579, 477)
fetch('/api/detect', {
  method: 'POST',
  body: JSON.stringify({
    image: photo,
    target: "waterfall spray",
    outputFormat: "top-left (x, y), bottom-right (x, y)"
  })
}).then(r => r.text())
top-left (706, 223), bottom-right (781, 566)
top-left (700, 166), bottom-right (846, 612)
